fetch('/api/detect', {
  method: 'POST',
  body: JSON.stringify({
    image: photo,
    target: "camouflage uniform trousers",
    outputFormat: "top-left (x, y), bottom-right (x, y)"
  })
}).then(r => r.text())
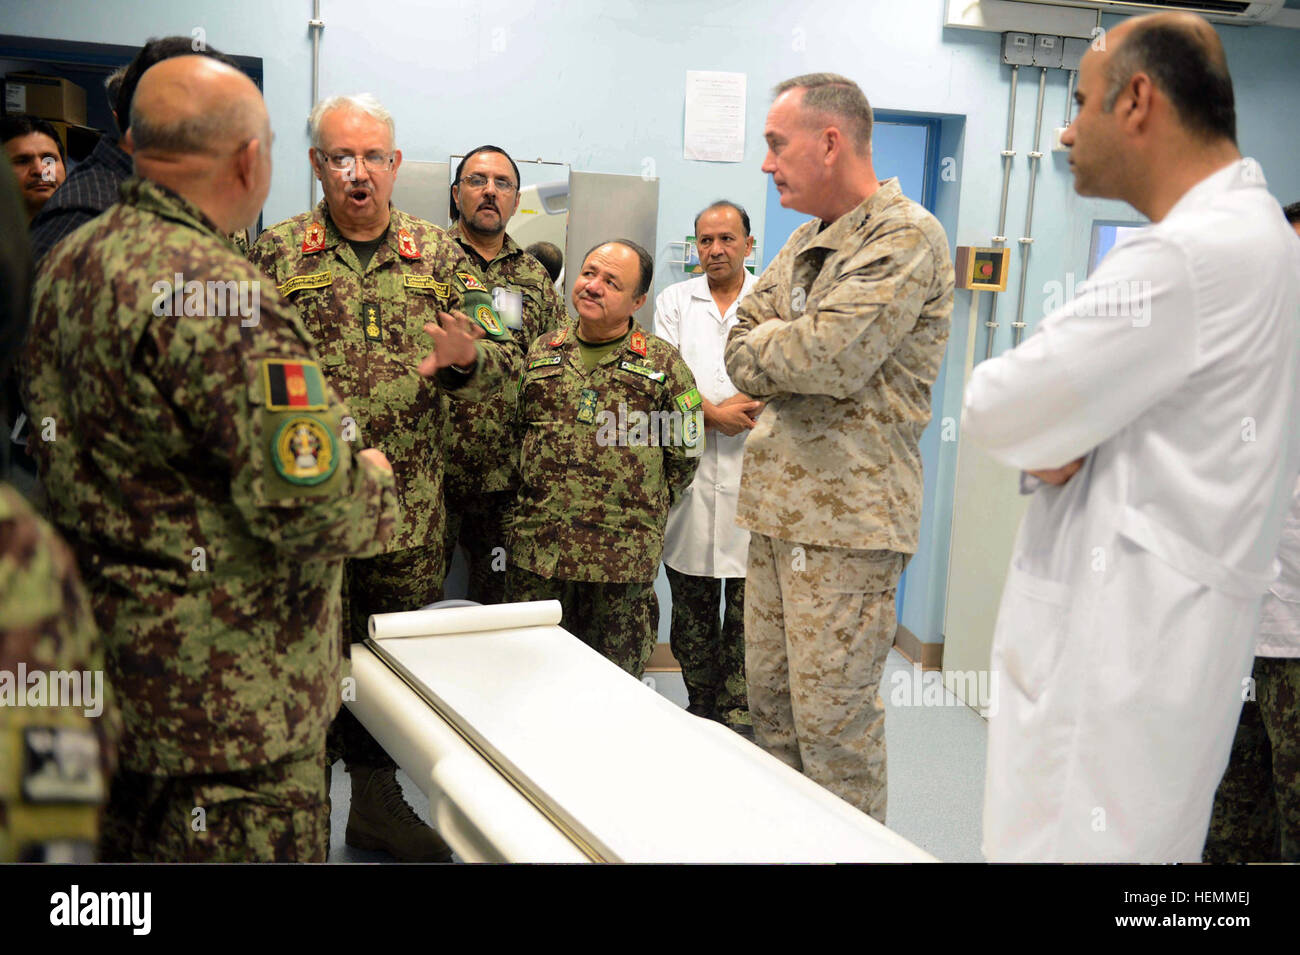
top-left (664, 565), bottom-right (748, 725)
top-left (99, 745), bottom-right (327, 862)
top-left (1203, 655), bottom-right (1300, 862)
top-left (328, 543), bottom-right (445, 770)
top-left (745, 533), bottom-right (904, 823)
top-left (443, 487), bottom-right (512, 605)
top-left (506, 565), bottom-right (658, 679)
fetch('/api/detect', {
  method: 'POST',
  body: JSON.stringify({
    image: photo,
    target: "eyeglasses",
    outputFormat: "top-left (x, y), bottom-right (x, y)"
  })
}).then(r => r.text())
top-left (456, 174), bottom-right (517, 194)
top-left (321, 152), bottom-right (394, 173)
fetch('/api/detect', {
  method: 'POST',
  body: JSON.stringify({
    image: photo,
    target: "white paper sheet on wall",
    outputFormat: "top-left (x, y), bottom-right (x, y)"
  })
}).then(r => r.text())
top-left (683, 70), bottom-right (746, 163)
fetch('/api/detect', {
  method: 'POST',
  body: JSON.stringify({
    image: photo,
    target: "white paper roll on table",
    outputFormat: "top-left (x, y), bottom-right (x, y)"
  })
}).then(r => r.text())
top-left (369, 599), bottom-right (562, 640)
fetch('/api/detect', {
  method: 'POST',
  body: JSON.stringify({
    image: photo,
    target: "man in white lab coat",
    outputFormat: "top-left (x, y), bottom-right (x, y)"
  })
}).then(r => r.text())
top-left (963, 12), bottom-right (1300, 862)
top-left (655, 201), bottom-right (761, 732)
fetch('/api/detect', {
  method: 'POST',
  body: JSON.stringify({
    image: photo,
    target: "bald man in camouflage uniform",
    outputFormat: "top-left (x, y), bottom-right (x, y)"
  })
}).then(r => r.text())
top-left (250, 96), bottom-right (518, 861)
top-left (726, 75), bottom-right (953, 822)
top-left (442, 145), bottom-right (566, 604)
top-left (22, 57), bottom-right (400, 861)
top-left (507, 240), bottom-right (701, 678)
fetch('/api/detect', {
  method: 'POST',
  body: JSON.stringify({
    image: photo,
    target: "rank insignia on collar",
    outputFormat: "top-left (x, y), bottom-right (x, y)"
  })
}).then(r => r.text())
top-left (302, 222), bottom-right (326, 254)
top-left (629, 329), bottom-right (648, 357)
top-left (457, 270), bottom-right (486, 292)
top-left (549, 326), bottom-right (568, 347)
top-left (397, 229), bottom-right (420, 259)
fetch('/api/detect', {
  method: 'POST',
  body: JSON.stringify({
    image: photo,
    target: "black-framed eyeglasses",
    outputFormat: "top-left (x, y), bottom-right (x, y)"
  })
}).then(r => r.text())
top-left (456, 174), bottom-right (517, 194)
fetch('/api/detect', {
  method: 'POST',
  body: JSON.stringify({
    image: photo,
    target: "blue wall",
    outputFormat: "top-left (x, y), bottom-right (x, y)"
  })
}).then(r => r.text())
top-left (4, 0), bottom-right (1297, 643)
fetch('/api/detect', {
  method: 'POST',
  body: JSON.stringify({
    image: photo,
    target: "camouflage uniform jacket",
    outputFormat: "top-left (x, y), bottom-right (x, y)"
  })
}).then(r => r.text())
top-left (511, 324), bottom-right (703, 583)
top-left (249, 203), bottom-right (519, 553)
top-left (21, 178), bottom-right (398, 776)
top-left (724, 178), bottom-right (954, 552)
top-left (444, 225), bottom-right (567, 495)
top-left (1, 484), bottom-right (119, 861)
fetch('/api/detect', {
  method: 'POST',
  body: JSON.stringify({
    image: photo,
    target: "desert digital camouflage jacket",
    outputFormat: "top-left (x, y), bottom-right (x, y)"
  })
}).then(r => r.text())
top-left (724, 178), bottom-right (954, 552)
top-left (249, 202), bottom-right (520, 552)
top-left (444, 225), bottom-right (567, 495)
top-left (510, 324), bottom-right (702, 583)
top-left (21, 178), bottom-right (397, 775)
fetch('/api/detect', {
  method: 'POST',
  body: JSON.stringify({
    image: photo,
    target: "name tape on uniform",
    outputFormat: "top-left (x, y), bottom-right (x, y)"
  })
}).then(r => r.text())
top-left (277, 271), bottom-right (333, 296)
top-left (528, 355), bottom-right (563, 371)
top-left (619, 360), bottom-right (665, 382)
top-left (404, 274), bottom-right (449, 297)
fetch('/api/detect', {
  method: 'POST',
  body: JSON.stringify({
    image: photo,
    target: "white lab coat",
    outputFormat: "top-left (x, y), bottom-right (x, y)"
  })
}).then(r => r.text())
top-left (963, 159), bottom-right (1300, 862)
top-left (655, 272), bottom-right (757, 578)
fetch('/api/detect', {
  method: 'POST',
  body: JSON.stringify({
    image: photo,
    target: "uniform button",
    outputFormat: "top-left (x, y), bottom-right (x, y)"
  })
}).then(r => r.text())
top-left (715, 483), bottom-right (724, 491)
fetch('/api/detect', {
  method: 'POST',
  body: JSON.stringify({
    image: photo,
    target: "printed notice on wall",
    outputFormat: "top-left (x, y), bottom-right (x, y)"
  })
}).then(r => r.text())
top-left (683, 71), bottom-right (746, 163)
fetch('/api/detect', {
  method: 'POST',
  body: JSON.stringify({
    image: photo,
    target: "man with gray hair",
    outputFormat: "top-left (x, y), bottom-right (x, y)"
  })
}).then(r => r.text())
top-left (725, 73), bottom-right (954, 822)
top-left (250, 93), bottom-right (518, 862)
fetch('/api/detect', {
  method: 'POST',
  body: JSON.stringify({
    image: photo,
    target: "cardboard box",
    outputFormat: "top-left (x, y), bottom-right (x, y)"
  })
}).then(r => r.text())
top-left (4, 73), bottom-right (87, 126)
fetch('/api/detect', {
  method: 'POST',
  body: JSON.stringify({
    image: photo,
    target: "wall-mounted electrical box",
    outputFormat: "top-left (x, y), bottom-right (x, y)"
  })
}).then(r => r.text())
top-left (1032, 34), bottom-right (1063, 68)
top-left (955, 246), bottom-right (1011, 292)
top-left (1001, 32), bottom-right (1034, 65)
top-left (1062, 36), bottom-right (1090, 71)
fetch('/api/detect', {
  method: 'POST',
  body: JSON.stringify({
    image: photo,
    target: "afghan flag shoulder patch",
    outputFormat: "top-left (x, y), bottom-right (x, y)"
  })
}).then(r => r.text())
top-left (262, 358), bottom-right (329, 411)
top-left (674, 387), bottom-right (703, 413)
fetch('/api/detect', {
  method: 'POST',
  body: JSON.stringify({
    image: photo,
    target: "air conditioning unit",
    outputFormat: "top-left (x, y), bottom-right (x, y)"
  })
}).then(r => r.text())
top-left (1009, 1), bottom-right (1285, 25)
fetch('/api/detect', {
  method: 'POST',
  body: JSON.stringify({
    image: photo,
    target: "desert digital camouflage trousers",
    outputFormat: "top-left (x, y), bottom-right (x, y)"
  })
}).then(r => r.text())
top-left (745, 533), bottom-right (903, 823)
top-left (1203, 655), bottom-right (1300, 862)
top-left (100, 745), bottom-right (328, 862)
top-left (506, 566), bottom-right (658, 679)
top-left (664, 565), bottom-right (748, 725)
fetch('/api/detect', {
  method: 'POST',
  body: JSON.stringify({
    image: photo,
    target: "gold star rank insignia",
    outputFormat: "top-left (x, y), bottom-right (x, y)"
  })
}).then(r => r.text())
top-left (302, 222), bottom-right (326, 253)
top-left (577, 388), bottom-right (599, 425)
top-left (363, 302), bottom-right (383, 342)
top-left (397, 229), bottom-right (420, 259)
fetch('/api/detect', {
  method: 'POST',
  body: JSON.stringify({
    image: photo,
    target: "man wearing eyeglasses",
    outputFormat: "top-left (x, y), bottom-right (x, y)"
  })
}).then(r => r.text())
top-left (249, 94), bottom-right (517, 863)
top-left (443, 145), bottom-right (566, 605)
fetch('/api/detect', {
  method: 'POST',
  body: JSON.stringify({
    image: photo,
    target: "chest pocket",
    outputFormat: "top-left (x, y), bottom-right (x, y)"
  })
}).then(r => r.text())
top-left (611, 365), bottom-right (664, 416)
top-left (521, 360), bottom-right (567, 417)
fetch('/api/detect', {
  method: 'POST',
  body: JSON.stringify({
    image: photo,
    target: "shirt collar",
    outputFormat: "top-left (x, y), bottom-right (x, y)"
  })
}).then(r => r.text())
top-left (121, 177), bottom-right (225, 240)
top-left (800, 177), bottom-right (903, 254)
top-left (452, 220), bottom-right (520, 266)
top-left (687, 270), bottom-right (757, 302)
top-left (1165, 157), bottom-right (1261, 223)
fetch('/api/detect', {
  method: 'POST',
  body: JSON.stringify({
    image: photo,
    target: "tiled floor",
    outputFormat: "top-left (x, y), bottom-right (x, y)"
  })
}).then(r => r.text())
top-left (328, 648), bottom-right (988, 863)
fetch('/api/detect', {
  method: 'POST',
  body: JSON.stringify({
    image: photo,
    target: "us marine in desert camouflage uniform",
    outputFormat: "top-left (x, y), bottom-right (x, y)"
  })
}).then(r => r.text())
top-left (249, 95), bottom-right (518, 862)
top-left (22, 57), bottom-right (403, 862)
top-left (442, 144), bottom-right (566, 605)
top-left (507, 240), bottom-right (701, 678)
top-left (725, 74), bottom-right (954, 822)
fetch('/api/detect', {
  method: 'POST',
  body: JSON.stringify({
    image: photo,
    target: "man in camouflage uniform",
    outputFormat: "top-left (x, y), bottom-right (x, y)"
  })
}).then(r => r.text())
top-left (1203, 202), bottom-right (1300, 863)
top-left (443, 145), bottom-right (566, 604)
top-left (725, 74), bottom-right (954, 822)
top-left (21, 57), bottom-right (407, 862)
top-left (249, 95), bottom-right (518, 862)
top-left (1, 168), bottom-right (117, 863)
top-left (507, 240), bottom-right (701, 678)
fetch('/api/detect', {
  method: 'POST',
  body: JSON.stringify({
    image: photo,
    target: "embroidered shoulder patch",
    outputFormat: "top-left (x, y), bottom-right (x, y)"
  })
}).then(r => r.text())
top-left (529, 355), bottom-right (563, 371)
top-left (277, 270), bottom-right (332, 296)
top-left (549, 326), bottom-right (569, 347)
top-left (629, 329), bottom-right (648, 356)
top-left (473, 303), bottom-right (504, 337)
top-left (619, 360), bottom-right (665, 382)
top-left (674, 387), bottom-right (703, 413)
top-left (457, 271), bottom-right (487, 292)
top-left (262, 359), bottom-right (329, 411)
top-left (272, 417), bottom-right (338, 486)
